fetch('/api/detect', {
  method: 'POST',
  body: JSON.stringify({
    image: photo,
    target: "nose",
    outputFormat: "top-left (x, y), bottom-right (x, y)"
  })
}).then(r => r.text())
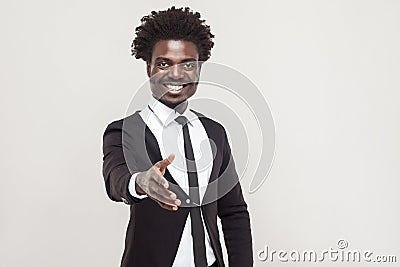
top-left (168, 64), bottom-right (184, 79)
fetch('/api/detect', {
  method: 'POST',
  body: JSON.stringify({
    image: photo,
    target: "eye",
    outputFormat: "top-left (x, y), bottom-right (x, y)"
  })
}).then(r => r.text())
top-left (157, 61), bottom-right (170, 69)
top-left (183, 62), bottom-right (196, 71)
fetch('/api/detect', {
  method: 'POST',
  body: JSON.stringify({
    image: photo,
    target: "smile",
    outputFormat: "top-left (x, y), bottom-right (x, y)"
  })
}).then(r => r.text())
top-left (163, 83), bottom-right (190, 91)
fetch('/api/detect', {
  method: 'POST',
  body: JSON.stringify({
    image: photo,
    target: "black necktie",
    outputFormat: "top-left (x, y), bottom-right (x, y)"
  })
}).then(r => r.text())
top-left (175, 115), bottom-right (208, 267)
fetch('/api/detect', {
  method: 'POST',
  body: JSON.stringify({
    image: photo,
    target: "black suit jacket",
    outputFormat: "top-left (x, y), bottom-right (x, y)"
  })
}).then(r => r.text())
top-left (102, 110), bottom-right (253, 267)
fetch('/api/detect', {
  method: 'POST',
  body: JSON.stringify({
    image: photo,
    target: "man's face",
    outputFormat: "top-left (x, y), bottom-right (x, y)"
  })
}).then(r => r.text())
top-left (147, 40), bottom-right (200, 108)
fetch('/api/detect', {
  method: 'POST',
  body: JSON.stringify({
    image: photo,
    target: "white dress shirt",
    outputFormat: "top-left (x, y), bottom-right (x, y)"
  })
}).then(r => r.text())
top-left (128, 97), bottom-right (216, 267)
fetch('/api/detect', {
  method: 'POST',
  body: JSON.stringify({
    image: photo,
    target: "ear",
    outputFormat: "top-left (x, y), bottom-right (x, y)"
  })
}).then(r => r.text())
top-left (146, 62), bottom-right (151, 78)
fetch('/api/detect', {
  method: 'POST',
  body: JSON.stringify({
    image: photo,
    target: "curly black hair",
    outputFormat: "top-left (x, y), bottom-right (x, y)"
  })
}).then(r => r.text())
top-left (131, 6), bottom-right (215, 63)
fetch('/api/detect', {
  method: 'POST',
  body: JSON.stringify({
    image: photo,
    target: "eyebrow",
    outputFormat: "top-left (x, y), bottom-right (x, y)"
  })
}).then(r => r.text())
top-left (154, 57), bottom-right (198, 63)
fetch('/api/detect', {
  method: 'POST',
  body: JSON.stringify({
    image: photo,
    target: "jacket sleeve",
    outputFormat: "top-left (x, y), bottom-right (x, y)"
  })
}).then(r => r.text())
top-left (217, 127), bottom-right (253, 267)
top-left (102, 120), bottom-right (145, 205)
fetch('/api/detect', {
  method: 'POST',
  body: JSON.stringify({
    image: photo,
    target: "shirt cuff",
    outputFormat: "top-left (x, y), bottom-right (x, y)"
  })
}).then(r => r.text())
top-left (129, 173), bottom-right (148, 199)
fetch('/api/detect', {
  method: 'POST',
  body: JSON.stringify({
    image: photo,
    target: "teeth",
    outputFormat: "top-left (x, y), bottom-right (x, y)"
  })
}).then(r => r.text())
top-left (165, 84), bottom-right (184, 91)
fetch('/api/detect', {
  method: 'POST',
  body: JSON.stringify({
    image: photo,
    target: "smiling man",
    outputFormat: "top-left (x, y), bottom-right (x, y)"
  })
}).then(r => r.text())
top-left (102, 6), bottom-right (253, 267)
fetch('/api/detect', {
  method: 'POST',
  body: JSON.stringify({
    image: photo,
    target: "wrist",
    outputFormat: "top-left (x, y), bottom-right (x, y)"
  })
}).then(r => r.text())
top-left (135, 173), bottom-right (147, 195)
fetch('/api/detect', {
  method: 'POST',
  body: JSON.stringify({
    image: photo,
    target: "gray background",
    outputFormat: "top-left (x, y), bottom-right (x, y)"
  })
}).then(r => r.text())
top-left (1, 0), bottom-right (399, 266)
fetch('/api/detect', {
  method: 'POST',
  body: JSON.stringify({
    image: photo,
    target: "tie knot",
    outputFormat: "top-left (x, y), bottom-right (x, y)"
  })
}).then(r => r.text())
top-left (175, 115), bottom-right (189, 126)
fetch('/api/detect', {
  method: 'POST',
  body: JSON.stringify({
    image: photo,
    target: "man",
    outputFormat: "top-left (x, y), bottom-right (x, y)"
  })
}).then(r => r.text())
top-left (102, 6), bottom-right (253, 267)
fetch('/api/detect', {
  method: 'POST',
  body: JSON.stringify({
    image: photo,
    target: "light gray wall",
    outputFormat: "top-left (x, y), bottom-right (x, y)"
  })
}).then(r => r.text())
top-left (1, 0), bottom-right (399, 266)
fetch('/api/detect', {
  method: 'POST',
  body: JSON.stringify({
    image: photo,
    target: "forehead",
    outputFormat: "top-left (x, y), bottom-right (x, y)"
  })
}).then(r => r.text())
top-left (151, 40), bottom-right (199, 62)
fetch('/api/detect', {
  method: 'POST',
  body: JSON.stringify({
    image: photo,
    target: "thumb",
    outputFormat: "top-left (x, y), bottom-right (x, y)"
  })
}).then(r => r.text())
top-left (156, 153), bottom-right (175, 173)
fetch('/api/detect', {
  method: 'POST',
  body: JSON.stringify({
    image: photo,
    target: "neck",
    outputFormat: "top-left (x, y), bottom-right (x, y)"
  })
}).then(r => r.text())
top-left (158, 99), bottom-right (188, 114)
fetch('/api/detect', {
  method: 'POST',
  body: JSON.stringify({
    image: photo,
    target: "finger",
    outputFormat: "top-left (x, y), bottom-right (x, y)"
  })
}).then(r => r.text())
top-left (148, 175), bottom-right (181, 205)
top-left (161, 202), bottom-right (179, 211)
top-left (159, 201), bottom-right (179, 211)
top-left (155, 153), bottom-right (175, 173)
top-left (148, 195), bottom-right (179, 211)
top-left (151, 193), bottom-right (181, 207)
top-left (151, 169), bottom-right (169, 188)
top-left (148, 179), bottom-right (181, 206)
top-left (148, 181), bottom-right (181, 206)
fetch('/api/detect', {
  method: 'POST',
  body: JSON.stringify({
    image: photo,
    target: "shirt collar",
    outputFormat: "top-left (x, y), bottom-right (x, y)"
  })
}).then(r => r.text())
top-left (148, 96), bottom-right (195, 127)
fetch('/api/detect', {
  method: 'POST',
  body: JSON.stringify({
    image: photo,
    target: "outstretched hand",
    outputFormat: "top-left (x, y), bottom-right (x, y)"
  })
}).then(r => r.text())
top-left (135, 154), bottom-right (181, 211)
